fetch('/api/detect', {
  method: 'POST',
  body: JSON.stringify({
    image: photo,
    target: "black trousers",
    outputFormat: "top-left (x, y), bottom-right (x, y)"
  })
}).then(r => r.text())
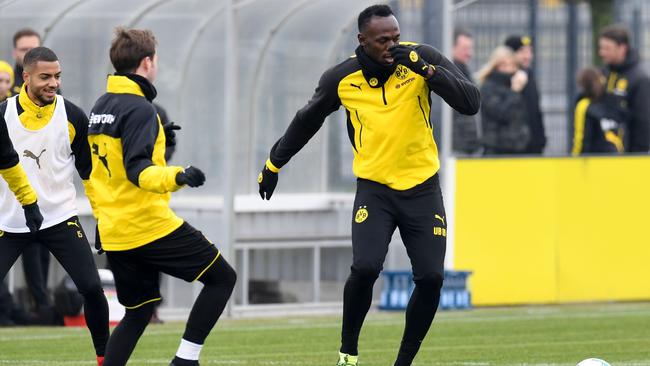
top-left (341, 175), bottom-right (447, 365)
top-left (0, 216), bottom-right (109, 356)
top-left (21, 241), bottom-right (51, 309)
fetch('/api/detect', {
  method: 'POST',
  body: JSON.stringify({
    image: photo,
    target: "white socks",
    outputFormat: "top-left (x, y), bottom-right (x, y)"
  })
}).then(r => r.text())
top-left (176, 339), bottom-right (203, 361)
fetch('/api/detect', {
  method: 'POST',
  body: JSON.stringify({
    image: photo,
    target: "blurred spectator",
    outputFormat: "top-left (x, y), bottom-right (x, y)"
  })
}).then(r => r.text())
top-left (477, 46), bottom-right (530, 155)
top-left (451, 28), bottom-right (480, 156)
top-left (598, 24), bottom-right (650, 153)
top-left (504, 35), bottom-right (546, 154)
top-left (572, 67), bottom-right (627, 155)
top-left (10, 28), bottom-right (53, 318)
top-left (11, 28), bottom-right (41, 96)
top-left (0, 60), bottom-right (12, 101)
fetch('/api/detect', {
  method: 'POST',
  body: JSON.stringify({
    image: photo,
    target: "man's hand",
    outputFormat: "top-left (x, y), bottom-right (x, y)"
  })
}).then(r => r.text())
top-left (389, 45), bottom-right (433, 78)
top-left (176, 166), bottom-right (206, 187)
top-left (163, 122), bottom-right (181, 148)
top-left (23, 202), bottom-right (43, 232)
top-left (258, 165), bottom-right (278, 200)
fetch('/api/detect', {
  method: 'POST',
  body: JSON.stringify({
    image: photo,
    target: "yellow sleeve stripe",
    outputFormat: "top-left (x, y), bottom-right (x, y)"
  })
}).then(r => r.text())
top-left (123, 297), bottom-right (162, 310)
top-left (605, 131), bottom-right (625, 152)
top-left (68, 121), bottom-right (76, 143)
top-left (572, 98), bottom-right (590, 156)
top-left (266, 158), bottom-right (280, 173)
top-left (193, 251), bottom-right (221, 282)
top-left (138, 165), bottom-right (184, 193)
top-left (0, 163), bottom-right (37, 205)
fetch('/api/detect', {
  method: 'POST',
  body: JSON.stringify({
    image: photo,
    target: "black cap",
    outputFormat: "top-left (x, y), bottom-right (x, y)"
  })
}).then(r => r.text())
top-left (504, 35), bottom-right (532, 51)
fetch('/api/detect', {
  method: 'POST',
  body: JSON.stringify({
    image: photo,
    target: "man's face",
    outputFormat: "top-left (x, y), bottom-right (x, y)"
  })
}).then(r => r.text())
top-left (0, 72), bottom-right (11, 98)
top-left (24, 60), bottom-right (61, 106)
top-left (13, 36), bottom-right (41, 67)
top-left (598, 38), bottom-right (627, 66)
top-left (452, 35), bottom-right (473, 65)
top-left (514, 45), bottom-right (533, 69)
top-left (358, 15), bottom-right (400, 66)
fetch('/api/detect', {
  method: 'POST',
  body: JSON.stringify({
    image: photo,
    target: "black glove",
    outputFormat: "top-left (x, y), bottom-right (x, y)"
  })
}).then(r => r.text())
top-left (163, 122), bottom-right (181, 148)
top-left (23, 202), bottom-right (43, 232)
top-left (389, 45), bottom-right (432, 77)
top-left (258, 165), bottom-right (278, 200)
top-left (94, 224), bottom-right (104, 255)
top-left (176, 166), bottom-right (206, 187)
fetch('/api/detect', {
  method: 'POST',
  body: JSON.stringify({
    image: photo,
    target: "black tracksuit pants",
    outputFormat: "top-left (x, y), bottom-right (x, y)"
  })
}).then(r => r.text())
top-left (341, 174), bottom-right (447, 366)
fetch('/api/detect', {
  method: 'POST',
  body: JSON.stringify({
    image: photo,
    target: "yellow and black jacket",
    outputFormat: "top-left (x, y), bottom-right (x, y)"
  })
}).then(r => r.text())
top-left (603, 49), bottom-right (650, 152)
top-left (0, 101), bottom-right (36, 206)
top-left (267, 42), bottom-right (480, 190)
top-left (1, 86), bottom-right (90, 206)
top-left (571, 93), bottom-right (627, 156)
top-left (88, 74), bottom-right (184, 251)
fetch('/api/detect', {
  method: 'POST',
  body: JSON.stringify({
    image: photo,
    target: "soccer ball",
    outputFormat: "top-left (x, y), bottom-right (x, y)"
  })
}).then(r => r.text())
top-left (576, 358), bottom-right (611, 366)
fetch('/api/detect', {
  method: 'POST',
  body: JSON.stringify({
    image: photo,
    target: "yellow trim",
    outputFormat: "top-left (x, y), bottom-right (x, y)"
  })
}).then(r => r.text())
top-left (123, 297), bottom-right (162, 310)
top-left (606, 72), bottom-right (618, 92)
top-left (193, 251), bottom-right (221, 282)
top-left (605, 130), bottom-right (624, 152)
top-left (106, 75), bottom-right (145, 96)
top-left (265, 159), bottom-right (280, 173)
top-left (572, 98), bottom-right (590, 156)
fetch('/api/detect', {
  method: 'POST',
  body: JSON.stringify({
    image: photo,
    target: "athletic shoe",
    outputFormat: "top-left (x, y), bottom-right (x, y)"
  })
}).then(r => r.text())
top-left (97, 356), bottom-right (104, 366)
top-left (169, 357), bottom-right (199, 366)
top-left (337, 352), bottom-right (358, 366)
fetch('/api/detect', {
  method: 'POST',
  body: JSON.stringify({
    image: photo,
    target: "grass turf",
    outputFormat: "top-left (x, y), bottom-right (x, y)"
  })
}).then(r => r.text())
top-left (0, 302), bottom-right (649, 365)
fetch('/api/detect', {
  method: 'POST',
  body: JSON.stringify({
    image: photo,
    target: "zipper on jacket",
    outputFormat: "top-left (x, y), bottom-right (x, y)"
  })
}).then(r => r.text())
top-left (355, 110), bottom-right (363, 148)
top-left (417, 96), bottom-right (431, 129)
top-left (381, 85), bottom-right (387, 105)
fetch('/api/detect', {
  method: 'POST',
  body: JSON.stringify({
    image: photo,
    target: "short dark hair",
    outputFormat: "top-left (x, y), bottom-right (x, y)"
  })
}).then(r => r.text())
top-left (358, 4), bottom-right (394, 32)
top-left (454, 28), bottom-right (473, 44)
top-left (109, 27), bottom-right (157, 74)
top-left (13, 28), bottom-right (41, 48)
top-left (23, 47), bottom-right (58, 70)
top-left (599, 24), bottom-right (630, 46)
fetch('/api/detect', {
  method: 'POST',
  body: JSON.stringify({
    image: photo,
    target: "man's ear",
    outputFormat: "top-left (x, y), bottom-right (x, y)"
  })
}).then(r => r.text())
top-left (358, 33), bottom-right (366, 47)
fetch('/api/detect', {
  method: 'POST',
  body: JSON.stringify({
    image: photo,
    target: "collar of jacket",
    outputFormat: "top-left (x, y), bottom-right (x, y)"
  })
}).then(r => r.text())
top-left (355, 45), bottom-right (396, 88)
top-left (487, 71), bottom-right (512, 87)
top-left (107, 73), bottom-right (157, 102)
top-left (609, 49), bottom-right (639, 72)
top-left (18, 84), bottom-right (57, 129)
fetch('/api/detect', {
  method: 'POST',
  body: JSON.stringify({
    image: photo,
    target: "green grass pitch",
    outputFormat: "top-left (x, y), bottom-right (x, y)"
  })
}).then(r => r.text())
top-left (0, 302), bottom-right (649, 365)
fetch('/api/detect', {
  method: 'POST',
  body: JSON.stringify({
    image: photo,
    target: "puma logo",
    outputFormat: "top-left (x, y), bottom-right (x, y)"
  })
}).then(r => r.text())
top-left (67, 220), bottom-right (80, 228)
top-left (92, 143), bottom-right (111, 177)
top-left (350, 83), bottom-right (362, 91)
top-left (23, 149), bottom-right (46, 169)
top-left (435, 214), bottom-right (446, 226)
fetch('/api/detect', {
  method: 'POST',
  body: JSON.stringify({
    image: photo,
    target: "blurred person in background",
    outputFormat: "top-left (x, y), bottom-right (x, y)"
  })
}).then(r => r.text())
top-left (598, 24), bottom-right (650, 153)
top-left (0, 60), bottom-right (13, 101)
top-left (451, 28), bottom-right (480, 155)
top-left (258, 5), bottom-right (479, 366)
top-left (11, 28), bottom-right (41, 96)
top-left (504, 35), bottom-right (546, 155)
top-left (0, 47), bottom-right (108, 364)
top-left (477, 46), bottom-right (530, 155)
top-left (90, 27), bottom-right (235, 366)
top-left (572, 67), bottom-right (627, 155)
top-left (9, 28), bottom-right (53, 319)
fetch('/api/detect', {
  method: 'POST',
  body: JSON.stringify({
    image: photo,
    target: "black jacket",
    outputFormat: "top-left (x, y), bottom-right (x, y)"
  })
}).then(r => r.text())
top-left (452, 60), bottom-right (479, 155)
top-left (521, 69), bottom-right (546, 153)
top-left (603, 49), bottom-right (650, 152)
top-left (571, 93), bottom-right (627, 155)
top-left (480, 72), bottom-right (530, 154)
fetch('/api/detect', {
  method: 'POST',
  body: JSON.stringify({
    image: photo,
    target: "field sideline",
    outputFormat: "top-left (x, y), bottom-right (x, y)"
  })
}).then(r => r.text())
top-left (0, 302), bottom-right (649, 366)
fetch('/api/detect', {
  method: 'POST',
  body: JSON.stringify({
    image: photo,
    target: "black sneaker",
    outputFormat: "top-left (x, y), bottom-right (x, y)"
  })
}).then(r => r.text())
top-left (169, 357), bottom-right (199, 366)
